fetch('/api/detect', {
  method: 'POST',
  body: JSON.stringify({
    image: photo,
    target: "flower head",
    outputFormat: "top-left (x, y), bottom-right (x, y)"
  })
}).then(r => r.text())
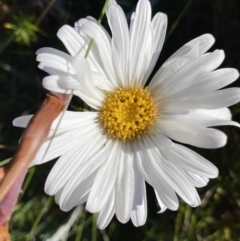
top-left (14, 0), bottom-right (240, 229)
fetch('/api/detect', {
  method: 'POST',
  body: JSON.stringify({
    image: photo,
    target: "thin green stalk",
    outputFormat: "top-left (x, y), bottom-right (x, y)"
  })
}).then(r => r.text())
top-left (35, 0), bottom-right (57, 27)
top-left (75, 208), bottom-right (87, 241)
top-left (20, 167), bottom-right (36, 200)
top-left (91, 214), bottom-right (97, 241)
top-left (84, 0), bottom-right (110, 59)
top-left (27, 196), bottom-right (53, 241)
top-left (166, 0), bottom-right (194, 42)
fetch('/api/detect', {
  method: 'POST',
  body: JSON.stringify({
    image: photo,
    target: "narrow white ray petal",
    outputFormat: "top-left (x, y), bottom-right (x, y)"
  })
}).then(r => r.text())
top-left (163, 88), bottom-right (240, 112)
top-left (40, 64), bottom-right (68, 76)
top-left (74, 92), bottom-right (102, 110)
top-left (60, 171), bottom-right (96, 212)
top-left (157, 119), bottom-right (227, 148)
top-left (169, 68), bottom-right (239, 99)
top-left (155, 190), bottom-right (167, 213)
top-left (129, 0), bottom-right (152, 84)
top-left (71, 55), bottom-right (104, 101)
top-left (197, 108), bottom-right (231, 120)
top-left (135, 141), bottom-right (179, 210)
top-left (50, 111), bottom-right (98, 130)
top-left (59, 139), bottom-right (112, 211)
top-left (14, 111), bottom-right (98, 133)
top-left (165, 34), bottom-right (215, 64)
top-left (74, 17), bottom-right (113, 78)
top-left (86, 141), bottom-right (120, 213)
top-left (36, 47), bottom-right (72, 61)
top-left (150, 131), bottom-right (173, 147)
top-left (75, 191), bottom-right (90, 206)
top-left (13, 115), bottom-right (33, 128)
top-left (115, 143), bottom-right (134, 223)
top-left (135, 26), bottom-right (153, 85)
top-left (59, 75), bottom-right (83, 90)
top-left (161, 143), bottom-right (219, 178)
top-left (151, 50), bottom-right (225, 98)
top-left (57, 25), bottom-right (86, 56)
top-left (144, 138), bottom-right (198, 206)
top-left (32, 121), bottom-right (97, 166)
top-left (54, 187), bottom-right (64, 205)
top-left (45, 127), bottom-right (105, 195)
top-left (42, 75), bottom-right (71, 93)
top-left (131, 151), bottom-right (147, 227)
top-left (37, 53), bottom-right (75, 75)
top-left (107, 3), bottom-right (129, 86)
top-left (92, 72), bottom-right (114, 92)
top-left (162, 111), bottom-right (240, 128)
top-left (142, 13), bottom-right (168, 85)
top-left (97, 191), bottom-right (115, 230)
top-left (149, 34), bottom-right (215, 91)
top-left (81, 21), bottom-right (117, 85)
top-left (183, 171), bottom-right (209, 188)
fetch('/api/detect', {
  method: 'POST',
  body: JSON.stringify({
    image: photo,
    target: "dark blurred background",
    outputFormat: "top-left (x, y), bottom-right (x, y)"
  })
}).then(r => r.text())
top-left (0, 0), bottom-right (240, 240)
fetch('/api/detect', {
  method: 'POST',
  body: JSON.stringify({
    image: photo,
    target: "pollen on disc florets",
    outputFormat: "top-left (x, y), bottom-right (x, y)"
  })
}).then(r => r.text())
top-left (99, 86), bottom-right (157, 141)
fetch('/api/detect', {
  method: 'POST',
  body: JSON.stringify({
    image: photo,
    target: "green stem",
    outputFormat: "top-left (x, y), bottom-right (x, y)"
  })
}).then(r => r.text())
top-left (166, 0), bottom-right (194, 42)
top-left (20, 167), bottom-right (36, 200)
top-left (91, 214), bottom-right (97, 241)
top-left (35, 0), bottom-right (57, 27)
top-left (27, 196), bottom-right (53, 241)
top-left (75, 208), bottom-right (86, 241)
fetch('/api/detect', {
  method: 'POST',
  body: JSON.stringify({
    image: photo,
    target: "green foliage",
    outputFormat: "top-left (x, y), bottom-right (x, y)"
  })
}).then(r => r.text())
top-left (4, 14), bottom-right (42, 45)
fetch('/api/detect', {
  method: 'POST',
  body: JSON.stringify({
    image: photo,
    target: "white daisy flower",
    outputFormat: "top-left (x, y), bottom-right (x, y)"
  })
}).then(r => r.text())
top-left (14, 0), bottom-right (240, 229)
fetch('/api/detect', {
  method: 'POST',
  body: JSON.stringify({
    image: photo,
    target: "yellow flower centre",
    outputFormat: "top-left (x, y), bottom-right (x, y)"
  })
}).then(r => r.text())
top-left (99, 86), bottom-right (157, 141)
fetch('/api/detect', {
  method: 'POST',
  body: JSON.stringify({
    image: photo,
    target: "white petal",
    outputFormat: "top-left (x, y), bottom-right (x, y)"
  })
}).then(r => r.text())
top-left (143, 138), bottom-right (199, 206)
top-left (81, 21), bottom-right (117, 85)
top-left (32, 121), bottom-right (97, 166)
top-left (162, 143), bottom-right (219, 178)
top-left (13, 111), bottom-right (95, 136)
top-left (37, 53), bottom-right (75, 75)
top-left (13, 115), bottom-right (33, 128)
top-left (86, 141), bottom-right (120, 213)
top-left (59, 138), bottom-right (112, 211)
top-left (165, 34), bottom-right (215, 63)
top-left (131, 152), bottom-right (147, 227)
top-left (92, 72), bottom-right (114, 92)
top-left (197, 108), bottom-right (231, 120)
top-left (107, 3), bottom-right (129, 86)
top-left (183, 171), bottom-right (209, 188)
top-left (45, 127), bottom-right (105, 195)
top-left (170, 68), bottom-right (239, 99)
top-left (142, 13), bottom-right (167, 85)
top-left (57, 25), bottom-right (86, 56)
top-left (115, 143), bottom-right (134, 223)
top-left (42, 75), bottom-right (71, 93)
top-left (163, 88), bottom-right (240, 112)
top-left (157, 119), bottom-right (227, 148)
top-left (54, 187), bottom-right (64, 205)
top-left (36, 47), bottom-right (72, 60)
top-left (135, 141), bottom-right (179, 211)
top-left (151, 50), bottom-right (225, 98)
top-left (97, 191), bottom-right (115, 230)
top-left (129, 0), bottom-right (152, 85)
top-left (60, 171), bottom-right (96, 212)
top-left (50, 111), bottom-right (98, 130)
top-left (163, 111), bottom-right (240, 128)
top-left (155, 191), bottom-right (167, 213)
top-left (71, 55), bottom-right (104, 103)
top-left (58, 76), bottom-right (82, 90)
